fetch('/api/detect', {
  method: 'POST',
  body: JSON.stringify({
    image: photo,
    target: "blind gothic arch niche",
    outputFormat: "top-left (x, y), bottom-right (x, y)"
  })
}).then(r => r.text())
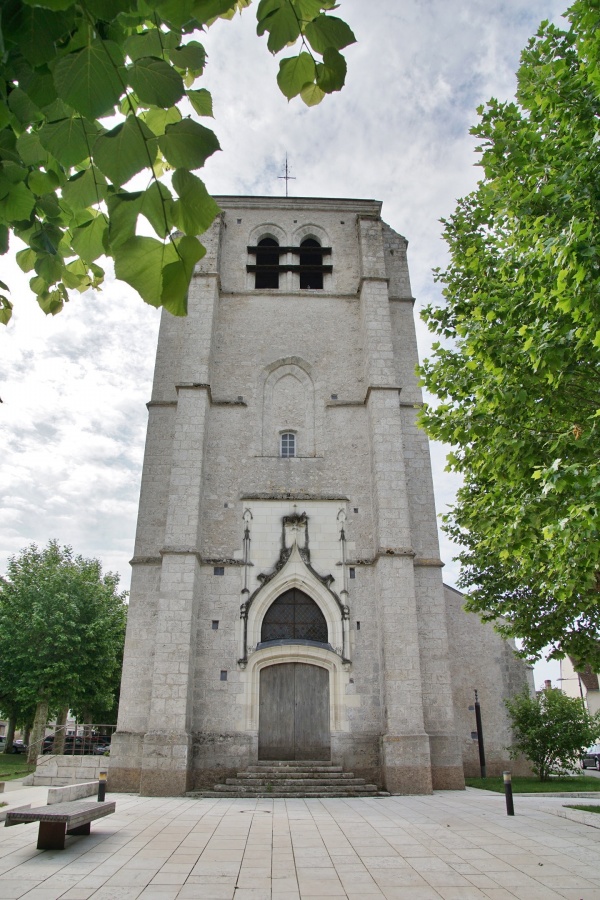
top-left (261, 588), bottom-right (328, 644)
top-left (260, 358), bottom-right (316, 456)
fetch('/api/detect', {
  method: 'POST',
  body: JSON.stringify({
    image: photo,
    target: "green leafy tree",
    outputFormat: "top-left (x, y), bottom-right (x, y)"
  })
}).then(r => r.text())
top-left (0, 540), bottom-right (128, 763)
top-left (505, 687), bottom-right (600, 780)
top-left (0, 0), bottom-right (354, 325)
top-left (419, 0), bottom-right (600, 668)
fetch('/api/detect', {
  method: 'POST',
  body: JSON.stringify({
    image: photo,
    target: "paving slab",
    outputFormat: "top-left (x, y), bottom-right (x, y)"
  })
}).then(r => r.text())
top-left (0, 787), bottom-right (599, 898)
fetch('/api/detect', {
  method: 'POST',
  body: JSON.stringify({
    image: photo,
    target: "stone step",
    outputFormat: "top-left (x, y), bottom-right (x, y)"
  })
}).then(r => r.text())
top-left (251, 760), bottom-right (334, 767)
top-left (191, 790), bottom-right (384, 799)
top-left (245, 768), bottom-right (343, 772)
top-left (228, 777), bottom-right (366, 787)
top-left (209, 782), bottom-right (378, 794)
top-left (238, 771), bottom-right (355, 780)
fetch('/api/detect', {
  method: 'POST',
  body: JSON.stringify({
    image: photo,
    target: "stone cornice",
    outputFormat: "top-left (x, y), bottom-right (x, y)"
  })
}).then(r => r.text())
top-left (132, 550), bottom-right (246, 567)
top-left (214, 195), bottom-right (382, 217)
top-left (241, 492), bottom-right (349, 502)
top-left (168, 383), bottom-right (247, 406)
top-left (414, 558), bottom-right (445, 568)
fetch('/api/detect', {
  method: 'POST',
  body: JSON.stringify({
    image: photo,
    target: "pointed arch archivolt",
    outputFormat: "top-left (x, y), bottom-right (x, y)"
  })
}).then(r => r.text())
top-left (260, 357), bottom-right (316, 456)
top-left (246, 546), bottom-right (344, 655)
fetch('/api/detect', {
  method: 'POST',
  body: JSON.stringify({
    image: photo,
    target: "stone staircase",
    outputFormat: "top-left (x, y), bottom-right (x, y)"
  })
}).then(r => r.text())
top-left (188, 760), bottom-right (388, 799)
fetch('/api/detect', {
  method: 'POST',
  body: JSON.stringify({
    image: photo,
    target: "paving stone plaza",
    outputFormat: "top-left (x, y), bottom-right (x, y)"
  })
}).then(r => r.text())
top-left (1, 783), bottom-right (599, 899)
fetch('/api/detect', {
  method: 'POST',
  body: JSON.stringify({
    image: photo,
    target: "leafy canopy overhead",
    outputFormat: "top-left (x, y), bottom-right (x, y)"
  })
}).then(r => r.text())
top-left (419, 0), bottom-right (600, 668)
top-left (0, 0), bottom-right (355, 324)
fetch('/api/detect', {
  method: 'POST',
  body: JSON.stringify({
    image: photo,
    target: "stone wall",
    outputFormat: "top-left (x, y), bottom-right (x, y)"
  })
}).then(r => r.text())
top-left (25, 755), bottom-right (109, 787)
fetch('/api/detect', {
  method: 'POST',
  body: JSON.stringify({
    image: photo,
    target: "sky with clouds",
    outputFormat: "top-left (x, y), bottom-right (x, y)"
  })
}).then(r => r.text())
top-left (1, 0), bottom-right (568, 686)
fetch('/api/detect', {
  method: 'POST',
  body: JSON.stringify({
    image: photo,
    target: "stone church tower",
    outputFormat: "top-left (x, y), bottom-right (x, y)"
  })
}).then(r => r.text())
top-left (110, 196), bottom-right (531, 796)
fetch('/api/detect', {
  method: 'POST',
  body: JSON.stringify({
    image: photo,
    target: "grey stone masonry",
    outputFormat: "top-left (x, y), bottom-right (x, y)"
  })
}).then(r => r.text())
top-left (110, 196), bottom-right (531, 796)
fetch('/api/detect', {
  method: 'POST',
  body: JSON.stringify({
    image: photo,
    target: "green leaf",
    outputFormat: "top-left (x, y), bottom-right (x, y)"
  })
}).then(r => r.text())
top-left (188, 0), bottom-right (239, 26)
top-left (0, 226), bottom-right (8, 255)
top-left (85, 0), bottom-right (138, 18)
top-left (106, 190), bottom-right (143, 248)
top-left (93, 116), bottom-right (157, 186)
top-left (21, 0), bottom-right (74, 9)
top-left (53, 40), bottom-right (126, 119)
top-left (139, 181), bottom-right (174, 239)
top-left (0, 294), bottom-right (13, 325)
top-left (172, 168), bottom-right (221, 234)
top-left (168, 41), bottom-right (206, 72)
top-left (28, 169), bottom-right (60, 196)
top-left (16, 248), bottom-right (37, 272)
top-left (29, 223), bottom-right (63, 254)
top-left (25, 69), bottom-right (59, 110)
top-left (62, 166), bottom-right (108, 209)
top-left (277, 53), bottom-right (316, 100)
top-left (34, 252), bottom-right (64, 285)
top-left (304, 15), bottom-right (356, 53)
top-left (143, 105), bottom-right (182, 136)
top-left (161, 235), bottom-right (205, 315)
top-left (113, 235), bottom-right (179, 307)
top-left (256, 0), bottom-right (301, 54)
top-left (1, 3), bottom-right (74, 66)
top-left (70, 214), bottom-right (109, 264)
top-left (38, 117), bottom-right (96, 167)
top-left (7, 87), bottom-right (43, 126)
top-left (315, 46), bottom-right (346, 93)
top-left (1, 182), bottom-right (36, 222)
top-left (300, 82), bottom-right (326, 106)
top-left (0, 102), bottom-right (13, 131)
top-left (127, 57), bottom-right (185, 108)
top-left (186, 88), bottom-right (213, 117)
top-left (158, 119), bottom-right (220, 169)
top-left (124, 29), bottom-right (177, 62)
top-left (16, 132), bottom-right (49, 166)
top-left (37, 288), bottom-right (64, 315)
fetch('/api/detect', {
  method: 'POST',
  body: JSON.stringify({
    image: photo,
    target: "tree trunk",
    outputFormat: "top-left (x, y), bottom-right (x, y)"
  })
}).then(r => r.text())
top-left (4, 717), bottom-right (15, 753)
top-left (53, 706), bottom-right (69, 755)
top-left (27, 700), bottom-right (49, 766)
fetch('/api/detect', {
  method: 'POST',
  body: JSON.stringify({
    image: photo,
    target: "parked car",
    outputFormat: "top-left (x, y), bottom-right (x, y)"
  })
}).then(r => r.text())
top-left (92, 744), bottom-right (110, 755)
top-left (0, 738), bottom-right (27, 754)
top-left (582, 744), bottom-right (600, 770)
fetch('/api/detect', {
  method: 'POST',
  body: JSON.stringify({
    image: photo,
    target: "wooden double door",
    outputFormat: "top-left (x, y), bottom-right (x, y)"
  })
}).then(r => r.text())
top-left (258, 663), bottom-right (330, 760)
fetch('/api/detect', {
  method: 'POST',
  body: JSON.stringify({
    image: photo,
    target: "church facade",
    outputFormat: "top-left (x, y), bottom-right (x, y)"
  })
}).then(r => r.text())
top-left (109, 196), bottom-right (532, 796)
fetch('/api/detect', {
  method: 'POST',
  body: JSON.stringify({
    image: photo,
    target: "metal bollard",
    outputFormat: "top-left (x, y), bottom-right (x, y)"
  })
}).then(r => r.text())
top-left (503, 770), bottom-right (514, 816)
top-left (98, 769), bottom-right (107, 802)
top-left (474, 690), bottom-right (487, 779)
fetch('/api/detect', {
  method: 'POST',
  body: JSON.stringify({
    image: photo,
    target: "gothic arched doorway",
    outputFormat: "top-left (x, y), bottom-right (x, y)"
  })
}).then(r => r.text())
top-left (258, 589), bottom-right (330, 759)
top-left (258, 662), bottom-right (330, 760)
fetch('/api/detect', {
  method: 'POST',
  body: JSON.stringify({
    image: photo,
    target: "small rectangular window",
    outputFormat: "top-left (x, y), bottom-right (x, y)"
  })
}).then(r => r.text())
top-left (212, 620), bottom-right (219, 630)
top-left (353, 507), bottom-right (359, 513)
top-left (214, 566), bottom-right (224, 576)
top-left (220, 670), bottom-right (228, 681)
top-left (349, 568), bottom-right (356, 579)
top-left (280, 433), bottom-right (296, 458)
top-left (356, 621), bottom-right (361, 630)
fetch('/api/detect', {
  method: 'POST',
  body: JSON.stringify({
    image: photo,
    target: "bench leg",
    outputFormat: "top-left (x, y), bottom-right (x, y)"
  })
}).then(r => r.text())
top-left (37, 821), bottom-right (66, 850)
top-left (67, 823), bottom-right (91, 836)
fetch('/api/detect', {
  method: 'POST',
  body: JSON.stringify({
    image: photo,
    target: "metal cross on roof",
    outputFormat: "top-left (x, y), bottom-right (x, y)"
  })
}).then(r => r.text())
top-left (278, 155), bottom-right (296, 196)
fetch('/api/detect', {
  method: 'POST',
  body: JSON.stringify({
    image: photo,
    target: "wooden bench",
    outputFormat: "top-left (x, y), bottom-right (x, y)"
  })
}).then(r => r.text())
top-left (4, 800), bottom-right (115, 849)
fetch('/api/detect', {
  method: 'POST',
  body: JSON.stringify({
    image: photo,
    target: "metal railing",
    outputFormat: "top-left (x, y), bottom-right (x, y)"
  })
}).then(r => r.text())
top-left (30, 723), bottom-right (117, 760)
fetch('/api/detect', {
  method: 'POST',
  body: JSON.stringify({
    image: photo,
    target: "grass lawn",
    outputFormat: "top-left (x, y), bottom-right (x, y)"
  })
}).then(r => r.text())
top-left (0, 754), bottom-right (34, 781)
top-left (466, 775), bottom-right (600, 793)
top-left (566, 805), bottom-right (600, 813)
